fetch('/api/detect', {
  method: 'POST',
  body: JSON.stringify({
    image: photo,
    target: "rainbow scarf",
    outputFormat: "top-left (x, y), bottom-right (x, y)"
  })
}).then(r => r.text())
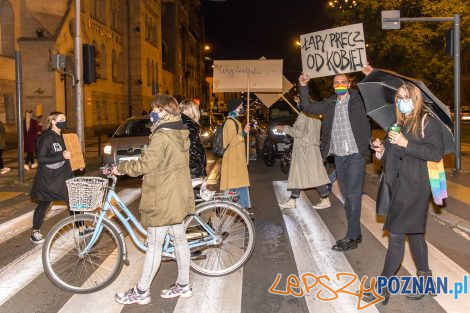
top-left (427, 159), bottom-right (447, 205)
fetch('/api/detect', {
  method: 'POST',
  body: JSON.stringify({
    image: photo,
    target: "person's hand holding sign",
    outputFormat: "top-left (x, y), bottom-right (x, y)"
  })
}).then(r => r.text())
top-left (299, 73), bottom-right (310, 86)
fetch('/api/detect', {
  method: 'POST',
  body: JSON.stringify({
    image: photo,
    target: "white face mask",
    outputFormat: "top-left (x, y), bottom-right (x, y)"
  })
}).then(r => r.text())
top-left (397, 98), bottom-right (414, 114)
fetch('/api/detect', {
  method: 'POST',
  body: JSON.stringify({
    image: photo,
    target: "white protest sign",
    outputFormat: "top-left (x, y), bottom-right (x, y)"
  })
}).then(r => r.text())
top-left (256, 76), bottom-right (293, 108)
top-left (213, 60), bottom-right (283, 92)
top-left (300, 23), bottom-right (367, 78)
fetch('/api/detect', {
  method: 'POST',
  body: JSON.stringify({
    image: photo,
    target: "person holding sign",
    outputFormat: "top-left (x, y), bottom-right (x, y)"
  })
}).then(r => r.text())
top-left (298, 65), bottom-right (373, 252)
top-left (220, 99), bottom-right (251, 210)
top-left (30, 112), bottom-right (74, 244)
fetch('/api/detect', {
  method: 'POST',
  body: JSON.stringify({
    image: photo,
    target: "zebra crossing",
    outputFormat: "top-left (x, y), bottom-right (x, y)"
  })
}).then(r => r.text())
top-left (0, 180), bottom-right (469, 313)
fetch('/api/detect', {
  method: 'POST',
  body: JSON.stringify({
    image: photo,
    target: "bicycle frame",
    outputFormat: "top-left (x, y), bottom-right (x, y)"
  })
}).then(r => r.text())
top-left (78, 187), bottom-right (220, 259)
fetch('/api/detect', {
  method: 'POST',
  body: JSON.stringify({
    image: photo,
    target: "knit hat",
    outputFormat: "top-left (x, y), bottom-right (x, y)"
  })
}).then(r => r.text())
top-left (227, 98), bottom-right (243, 113)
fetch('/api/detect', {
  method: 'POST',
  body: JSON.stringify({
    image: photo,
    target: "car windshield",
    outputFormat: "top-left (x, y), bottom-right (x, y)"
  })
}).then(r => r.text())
top-left (200, 116), bottom-right (210, 126)
top-left (113, 119), bottom-right (151, 137)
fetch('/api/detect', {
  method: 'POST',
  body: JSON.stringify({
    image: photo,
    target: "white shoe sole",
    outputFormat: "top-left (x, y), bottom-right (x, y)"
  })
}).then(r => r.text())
top-left (30, 238), bottom-right (44, 244)
top-left (160, 291), bottom-right (193, 299)
top-left (114, 296), bottom-right (151, 305)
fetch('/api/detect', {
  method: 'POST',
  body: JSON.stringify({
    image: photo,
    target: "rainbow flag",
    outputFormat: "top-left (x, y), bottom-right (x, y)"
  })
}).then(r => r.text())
top-left (427, 159), bottom-right (447, 205)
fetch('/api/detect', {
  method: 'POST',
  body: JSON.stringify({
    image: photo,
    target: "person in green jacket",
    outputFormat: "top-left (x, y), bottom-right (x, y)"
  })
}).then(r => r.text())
top-left (112, 95), bottom-right (195, 305)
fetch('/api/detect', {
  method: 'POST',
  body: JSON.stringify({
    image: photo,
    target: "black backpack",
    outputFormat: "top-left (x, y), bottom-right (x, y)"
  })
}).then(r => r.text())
top-left (212, 118), bottom-right (239, 157)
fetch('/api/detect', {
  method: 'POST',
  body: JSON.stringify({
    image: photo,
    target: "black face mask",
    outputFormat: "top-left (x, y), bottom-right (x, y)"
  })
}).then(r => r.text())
top-left (56, 121), bottom-right (67, 130)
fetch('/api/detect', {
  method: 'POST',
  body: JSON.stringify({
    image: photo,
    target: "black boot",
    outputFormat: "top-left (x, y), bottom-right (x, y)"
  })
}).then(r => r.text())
top-left (406, 270), bottom-right (437, 300)
top-left (360, 284), bottom-right (390, 305)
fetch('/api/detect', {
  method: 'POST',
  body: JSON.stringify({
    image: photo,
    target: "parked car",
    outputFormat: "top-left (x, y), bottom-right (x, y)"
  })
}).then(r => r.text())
top-left (199, 112), bottom-right (225, 148)
top-left (253, 101), bottom-right (297, 166)
top-left (102, 116), bottom-right (151, 165)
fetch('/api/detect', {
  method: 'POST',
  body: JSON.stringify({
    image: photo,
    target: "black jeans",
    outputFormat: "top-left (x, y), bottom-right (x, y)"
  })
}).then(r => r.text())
top-left (32, 200), bottom-right (51, 231)
top-left (25, 152), bottom-right (35, 164)
top-left (381, 232), bottom-right (429, 277)
top-left (0, 149), bottom-right (4, 169)
top-left (290, 184), bottom-right (329, 199)
top-left (334, 153), bottom-right (365, 240)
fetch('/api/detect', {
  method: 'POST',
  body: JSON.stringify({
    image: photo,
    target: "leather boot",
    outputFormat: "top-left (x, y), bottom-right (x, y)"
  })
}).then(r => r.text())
top-left (360, 284), bottom-right (390, 305)
top-left (406, 270), bottom-right (437, 300)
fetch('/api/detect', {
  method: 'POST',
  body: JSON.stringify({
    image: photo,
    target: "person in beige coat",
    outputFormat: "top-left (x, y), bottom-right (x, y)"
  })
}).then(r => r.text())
top-left (277, 112), bottom-right (331, 209)
top-left (220, 99), bottom-right (251, 209)
top-left (112, 95), bottom-right (195, 305)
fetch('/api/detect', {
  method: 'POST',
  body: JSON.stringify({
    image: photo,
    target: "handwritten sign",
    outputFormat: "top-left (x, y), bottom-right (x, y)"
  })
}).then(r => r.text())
top-left (213, 60), bottom-right (283, 92)
top-left (300, 23), bottom-right (367, 78)
top-left (63, 133), bottom-right (85, 171)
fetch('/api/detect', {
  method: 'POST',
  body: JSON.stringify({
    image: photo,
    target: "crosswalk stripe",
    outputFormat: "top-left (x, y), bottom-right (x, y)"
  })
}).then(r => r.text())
top-left (58, 235), bottom-right (146, 313)
top-left (0, 188), bottom-right (141, 307)
top-left (273, 181), bottom-right (379, 313)
top-left (330, 182), bottom-right (470, 312)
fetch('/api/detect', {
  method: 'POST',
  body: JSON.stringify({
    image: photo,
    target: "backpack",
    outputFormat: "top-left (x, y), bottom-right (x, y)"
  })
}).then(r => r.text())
top-left (212, 117), bottom-right (239, 157)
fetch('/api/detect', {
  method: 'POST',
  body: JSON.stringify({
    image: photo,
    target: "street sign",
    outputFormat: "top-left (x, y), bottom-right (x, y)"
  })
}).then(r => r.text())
top-left (381, 10), bottom-right (401, 29)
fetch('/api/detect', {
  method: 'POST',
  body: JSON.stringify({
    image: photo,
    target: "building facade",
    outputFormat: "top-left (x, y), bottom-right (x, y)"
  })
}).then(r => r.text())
top-left (0, 0), bottom-right (205, 139)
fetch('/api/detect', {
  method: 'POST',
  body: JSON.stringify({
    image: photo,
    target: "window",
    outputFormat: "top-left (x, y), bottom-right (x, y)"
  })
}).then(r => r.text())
top-left (112, 50), bottom-right (117, 80)
top-left (145, 14), bottom-right (149, 41)
top-left (146, 58), bottom-right (150, 86)
top-left (91, 0), bottom-right (106, 24)
top-left (155, 63), bottom-right (159, 86)
top-left (0, 0), bottom-right (15, 57)
top-left (4, 95), bottom-right (15, 124)
top-left (151, 60), bottom-right (155, 86)
top-left (100, 44), bottom-right (107, 79)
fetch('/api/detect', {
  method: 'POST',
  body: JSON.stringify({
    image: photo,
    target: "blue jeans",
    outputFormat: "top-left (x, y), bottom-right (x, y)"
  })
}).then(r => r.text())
top-left (334, 153), bottom-right (365, 240)
top-left (225, 187), bottom-right (251, 209)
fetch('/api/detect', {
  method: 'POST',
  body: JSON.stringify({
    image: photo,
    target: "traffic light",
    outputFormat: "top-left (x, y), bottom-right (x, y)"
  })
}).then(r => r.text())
top-left (83, 44), bottom-right (96, 84)
top-left (445, 29), bottom-right (454, 56)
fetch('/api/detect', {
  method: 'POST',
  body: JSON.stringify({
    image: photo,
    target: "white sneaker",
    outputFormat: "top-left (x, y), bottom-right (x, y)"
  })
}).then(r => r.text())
top-left (0, 167), bottom-right (10, 175)
top-left (30, 231), bottom-right (45, 244)
top-left (31, 162), bottom-right (38, 169)
top-left (160, 283), bottom-right (193, 298)
top-left (24, 164), bottom-right (30, 171)
top-left (279, 198), bottom-right (296, 209)
top-left (312, 197), bottom-right (331, 209)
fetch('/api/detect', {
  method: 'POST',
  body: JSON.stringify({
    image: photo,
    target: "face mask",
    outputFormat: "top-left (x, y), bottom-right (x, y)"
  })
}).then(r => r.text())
top-left (334, 84), bottom-right (348, 96)
top-left (397, 99), bottom-right (414, 114)
top-left (150, 111), bottom-right (160, 123)
top-left (238, 107), bottom-right (245, 115)
top-left (56, 121), bottom-right (67, 130)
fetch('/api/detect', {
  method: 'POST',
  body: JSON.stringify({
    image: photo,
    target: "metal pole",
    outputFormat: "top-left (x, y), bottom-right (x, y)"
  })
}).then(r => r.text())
top-left (453, 14), bottom-right (461, 171)
top-left (15, 51), bottom-right (24, 184)
top-left (246, 72), bottom-right (250, 165)
top-left (127, 0), bottom-right (132, 117)
top-left (74, 0), bottom-right (85, 151)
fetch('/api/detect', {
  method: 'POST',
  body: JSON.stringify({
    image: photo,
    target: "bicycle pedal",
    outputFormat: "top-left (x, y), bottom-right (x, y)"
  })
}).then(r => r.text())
top-left (123, 258), bottom-right (130, 266)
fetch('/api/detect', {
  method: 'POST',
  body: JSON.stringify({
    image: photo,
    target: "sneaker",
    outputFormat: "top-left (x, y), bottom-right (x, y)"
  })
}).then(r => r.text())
top-left (312, 197), bottom-right (331, 209)
top-left (0, 167), bottom-right (11, 175)
top-left (79, 227), bottom-right (94, 237)
top-left (160, 283), bottom-right (193, 299)
top-left (30, 231), bottom-right (45, 244)
top-left (24, 164), bottom-right (30, 171)
top-left (115, 286), bottom-right (151, 305)
top-left (31, 162), bottom-right (38, 169)
top-left (279, 198), bottom-right (296, 209)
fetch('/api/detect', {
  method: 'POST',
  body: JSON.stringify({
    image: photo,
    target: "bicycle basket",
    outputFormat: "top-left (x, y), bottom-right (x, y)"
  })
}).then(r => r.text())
top-left (66, 177), bottom-right (108, 211)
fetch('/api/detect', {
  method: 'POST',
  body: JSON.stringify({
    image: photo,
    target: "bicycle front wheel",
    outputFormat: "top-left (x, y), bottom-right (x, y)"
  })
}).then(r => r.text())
top-left (42, 214), bottom-right (124, 293)
top-left (185, 201), bottom-right (255, 276)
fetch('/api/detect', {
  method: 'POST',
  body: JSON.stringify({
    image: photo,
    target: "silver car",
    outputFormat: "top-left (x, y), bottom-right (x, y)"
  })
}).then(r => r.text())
top-left (102, 116), bottom-right (151, 165)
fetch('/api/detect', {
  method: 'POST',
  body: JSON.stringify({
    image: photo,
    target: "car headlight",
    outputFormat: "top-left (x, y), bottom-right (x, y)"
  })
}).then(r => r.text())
top-left (272, 129), bottom-right (285, 135)
top-left (103, 145), bottom-right (112, 155)
top-left (202, 131), bottom-right (210, 137)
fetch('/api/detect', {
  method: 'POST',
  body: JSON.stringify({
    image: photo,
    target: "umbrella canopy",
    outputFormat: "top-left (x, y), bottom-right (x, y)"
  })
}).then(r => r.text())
top-left (357, 69), bottom-right (454, 155)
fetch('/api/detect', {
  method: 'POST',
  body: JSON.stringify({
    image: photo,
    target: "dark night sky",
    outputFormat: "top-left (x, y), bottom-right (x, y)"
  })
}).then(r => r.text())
top-left (202, 0), bottom-right (334, 81)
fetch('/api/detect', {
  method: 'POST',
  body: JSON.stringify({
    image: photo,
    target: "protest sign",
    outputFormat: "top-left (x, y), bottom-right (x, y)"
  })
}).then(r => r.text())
top-left (300, 23), bottom-right (367, 78)
top-left (63, 133), bottom-right (85, 171)
top-left (213, 60), bottom-right (283, 92)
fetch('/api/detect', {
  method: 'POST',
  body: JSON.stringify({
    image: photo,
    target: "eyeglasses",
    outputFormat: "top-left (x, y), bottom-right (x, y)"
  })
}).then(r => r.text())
top-left (397, 95), bottom-right (411, 101)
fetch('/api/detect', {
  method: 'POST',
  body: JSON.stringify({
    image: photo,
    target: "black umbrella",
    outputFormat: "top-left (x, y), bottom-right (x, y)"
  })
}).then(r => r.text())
top-left (357, 69), bottom-right (454, 154)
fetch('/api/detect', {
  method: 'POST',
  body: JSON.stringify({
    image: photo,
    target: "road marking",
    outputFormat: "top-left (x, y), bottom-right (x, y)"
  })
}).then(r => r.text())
top-left (0, 188), bottom-right (141, 306)
top-left (0, 192), bottom-right (23, 202)
top-left (330, 182), bottom-right (470, 313)
top-left (207, 159), bottom-right (222, 185)
top-left (273, 181), bottom-right (379, 313)
top-left (58, 235), bottom-right (145, 313)
top-left (446, 180), bottom-right (470, 206)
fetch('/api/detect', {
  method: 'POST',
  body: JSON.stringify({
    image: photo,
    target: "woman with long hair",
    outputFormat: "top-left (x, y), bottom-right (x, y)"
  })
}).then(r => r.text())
top-left (364, 83), bottom-right (445, 304)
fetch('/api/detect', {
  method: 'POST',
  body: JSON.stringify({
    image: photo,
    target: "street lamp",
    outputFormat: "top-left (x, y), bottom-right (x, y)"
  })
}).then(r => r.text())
top-left (381, 10), bottom-right (461, 172)
top-left (204, 44), bottom-right (211, 52)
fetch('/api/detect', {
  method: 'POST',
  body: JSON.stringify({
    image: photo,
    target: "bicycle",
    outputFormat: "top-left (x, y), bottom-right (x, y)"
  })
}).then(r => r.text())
top-left (42, 165), bottom-right (256, 294)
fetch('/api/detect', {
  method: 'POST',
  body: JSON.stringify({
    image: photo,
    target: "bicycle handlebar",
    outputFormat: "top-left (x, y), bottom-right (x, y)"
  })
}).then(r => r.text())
top-left (100, 164), bottom-right (118, 189)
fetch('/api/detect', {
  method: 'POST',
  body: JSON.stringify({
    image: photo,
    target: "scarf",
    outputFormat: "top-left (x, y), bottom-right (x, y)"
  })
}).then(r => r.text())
top-left (150, 113), bottom-right (182, 133)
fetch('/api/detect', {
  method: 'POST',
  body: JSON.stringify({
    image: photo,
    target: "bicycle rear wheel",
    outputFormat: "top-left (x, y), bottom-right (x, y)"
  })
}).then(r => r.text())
top-left (185, 201), bottom-right (255, 276)
top-left (42, 214), bottom-right (124, 293)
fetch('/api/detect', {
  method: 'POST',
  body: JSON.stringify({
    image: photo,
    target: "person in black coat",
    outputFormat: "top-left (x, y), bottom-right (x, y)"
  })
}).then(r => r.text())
top-left (363, 82), bottom-right (445, 304)
top-left (179, 99), bottom-right (207, 178)
top-left (30, 111), bottom-right (73, 243)
top-left (298, 65), bottom-right (373, 252)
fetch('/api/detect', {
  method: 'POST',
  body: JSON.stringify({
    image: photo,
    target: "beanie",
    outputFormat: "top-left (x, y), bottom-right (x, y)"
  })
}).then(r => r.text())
top-left (227, 98), bottom-right (243, 112)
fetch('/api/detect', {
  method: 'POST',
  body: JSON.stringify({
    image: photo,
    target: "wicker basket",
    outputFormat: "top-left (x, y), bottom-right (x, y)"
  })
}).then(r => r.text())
top-left (66, 177), bottom-right (108, 211)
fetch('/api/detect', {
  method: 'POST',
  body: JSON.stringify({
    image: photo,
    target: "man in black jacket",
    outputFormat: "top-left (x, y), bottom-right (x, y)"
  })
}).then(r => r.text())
top-left (299, 66), bottom-right (372, 252)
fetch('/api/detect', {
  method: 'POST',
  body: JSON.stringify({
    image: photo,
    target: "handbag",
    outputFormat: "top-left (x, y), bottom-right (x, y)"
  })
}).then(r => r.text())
top-left (376, 172), bottom-right (391, 216)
